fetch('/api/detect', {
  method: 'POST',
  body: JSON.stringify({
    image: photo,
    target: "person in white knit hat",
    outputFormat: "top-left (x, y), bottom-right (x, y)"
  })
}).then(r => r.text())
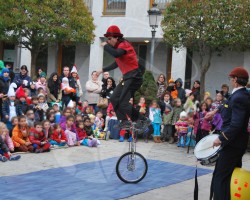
top-left (71, 65), bottom-right (83, 104)
top-left (175, 111), bottom-right (189, 147)
top-left (2, 85), bottom-right (23, 129)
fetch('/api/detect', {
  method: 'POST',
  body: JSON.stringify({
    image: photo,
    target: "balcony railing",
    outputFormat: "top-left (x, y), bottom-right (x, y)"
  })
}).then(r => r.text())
top-left (150, 0), bottom-right (171, 12)
top-left (83, 0), bottom-right (93, 13)
top-left (103, 0), bottom-right (127, 15)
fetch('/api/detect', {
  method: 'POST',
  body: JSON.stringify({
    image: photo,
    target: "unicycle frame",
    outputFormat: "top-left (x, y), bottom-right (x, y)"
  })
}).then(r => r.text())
top-left (116, 122), bottom-right (148, 183)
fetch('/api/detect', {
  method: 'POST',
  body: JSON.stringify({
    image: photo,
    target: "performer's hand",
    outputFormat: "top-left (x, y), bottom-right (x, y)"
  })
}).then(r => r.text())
top-left (96, 70), bottom-right (103, 77)
top-left (101, 42), bottom-right (107, 47)
top-left (213, 137), bottom-right (221, 147)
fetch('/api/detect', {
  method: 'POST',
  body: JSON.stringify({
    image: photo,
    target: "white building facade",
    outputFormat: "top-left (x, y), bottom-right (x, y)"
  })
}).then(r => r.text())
top-left (6, 0), bottom-right (250, 97)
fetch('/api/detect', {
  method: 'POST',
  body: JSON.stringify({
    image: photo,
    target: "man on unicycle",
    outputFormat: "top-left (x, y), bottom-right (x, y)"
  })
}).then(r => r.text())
top-left (97, 25), bottom-right (150, 131)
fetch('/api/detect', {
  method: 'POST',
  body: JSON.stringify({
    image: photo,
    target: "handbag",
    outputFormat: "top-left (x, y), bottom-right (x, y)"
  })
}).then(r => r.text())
top-left (97, 97), bottom-right (108, 108)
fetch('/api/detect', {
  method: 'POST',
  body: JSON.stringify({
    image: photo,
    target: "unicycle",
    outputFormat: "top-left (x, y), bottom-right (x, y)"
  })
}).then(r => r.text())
top-left (116, 121), bottom-right (148, 183)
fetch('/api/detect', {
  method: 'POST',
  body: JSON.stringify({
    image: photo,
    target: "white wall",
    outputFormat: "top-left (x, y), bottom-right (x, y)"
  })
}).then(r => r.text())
top-left (47, 44), bottom-right (58, 76)
top-left (191, 50), bottom-right (250, 98)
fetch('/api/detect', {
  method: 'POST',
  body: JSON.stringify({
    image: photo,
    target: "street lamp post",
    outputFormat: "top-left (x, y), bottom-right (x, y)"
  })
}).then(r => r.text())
top-left (147, 3), bottom-right (161, 71)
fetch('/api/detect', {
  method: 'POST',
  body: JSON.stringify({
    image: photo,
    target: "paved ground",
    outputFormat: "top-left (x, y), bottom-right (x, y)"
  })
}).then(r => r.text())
top-left (1, 139), bottom-right (250, 200)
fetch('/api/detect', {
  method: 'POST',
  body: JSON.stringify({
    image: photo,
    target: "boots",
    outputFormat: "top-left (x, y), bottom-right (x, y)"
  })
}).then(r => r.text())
top-left (157, 136), bottom-right (163, 143)
top-left (169, 137), bottom-right (174, 144)
top-left (153, 136), bottom-right (159, 143)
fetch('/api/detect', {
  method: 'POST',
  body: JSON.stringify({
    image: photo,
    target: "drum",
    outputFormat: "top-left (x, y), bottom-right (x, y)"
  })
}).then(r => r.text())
top-left (194, 134), bottom-right (221, 166)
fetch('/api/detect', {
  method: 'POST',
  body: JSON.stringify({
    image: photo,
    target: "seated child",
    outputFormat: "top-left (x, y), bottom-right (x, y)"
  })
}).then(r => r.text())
top-left (9, 116), bottom-right (18, 137)
top-left (29, 96), bottom-right (44, 122)
top-left (84, 117), bottom-right (100, 146)
top-left (107, 110), bottom-right (120, 140)
top-left (61, 115), bottom-right (79, 146)
top-left (42, 120), bottom-right (52, 139)
top-left (26, 109), bottom-right (36, 127)
top-left (76, 120), bottom-right (98, 147)
top-left (175, 111), bottom-right (189, 147)
top-left (0, 135), bottom-right (21, 162)
top-left (12, 116), bottom-right (34, 152)
top-left (50, 124), bottom-right (67, 147)
top-left (0, 122), bottom-right (15, 152)
top-left (29, 122), bottom-right (51, 153)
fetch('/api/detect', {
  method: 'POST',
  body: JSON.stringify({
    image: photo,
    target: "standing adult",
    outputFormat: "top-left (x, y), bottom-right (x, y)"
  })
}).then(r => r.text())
top-left (97, 25), bottom-right (148, 128)
top-left (13, 65), bottom-right (32, 88)
top-left (5, 63), bottom-right (15, 82)
top-left (175, 78), bottom-right (186, 104)
top-left (0, 68), bottom-right (11, 120)
top-left (156, 74), bottom-right (167, 99)
top-left (102, 71), bottom-right (110, 84)
top-left (208, 67), bottom-right (250, 200)
top-left (85, 71), bottom-right (102, 113)
top-left (71, 66), bottom-right (83, 104)
top-left (60, 66), bottom-right (76, 107)
top-left (191, 80), bottom-right (201, 102)
top-left (47, 72), bottom-right (62, 104)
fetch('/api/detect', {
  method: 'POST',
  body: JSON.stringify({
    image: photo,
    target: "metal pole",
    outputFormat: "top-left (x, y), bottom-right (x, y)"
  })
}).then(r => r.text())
top-left (150, 29), bottom-right (156, 71)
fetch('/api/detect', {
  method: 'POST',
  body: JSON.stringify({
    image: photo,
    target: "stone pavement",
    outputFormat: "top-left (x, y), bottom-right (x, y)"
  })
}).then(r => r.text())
top-left (1, 139), bottom-right (250, 200)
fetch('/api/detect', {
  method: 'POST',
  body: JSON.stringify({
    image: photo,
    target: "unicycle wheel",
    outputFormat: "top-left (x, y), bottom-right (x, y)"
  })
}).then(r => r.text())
top-left (116, 152), bottom-right (148, 183)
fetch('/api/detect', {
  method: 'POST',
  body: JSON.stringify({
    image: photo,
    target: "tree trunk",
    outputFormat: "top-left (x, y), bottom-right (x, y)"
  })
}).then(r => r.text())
top-left (30, 49), bottom-right (39, 80)
top-left (199, 48), bottom-right (212, 101)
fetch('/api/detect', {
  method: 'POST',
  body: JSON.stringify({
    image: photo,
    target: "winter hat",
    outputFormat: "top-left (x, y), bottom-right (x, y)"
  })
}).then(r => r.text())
top-left (229, 67), bottom-right (249, 79)
top-left (205, 91), bottom-right (210, 97)
top-left (0, 60), bottom-right (5, 69)
top-left (16, 86), bottom-right (26, 99)
top-left (71, 65), bottom-right (78, 74)
top-left (39, 72), bottom-right (46, 78)
top-left (168, 78), bottom-right (175, 83)
top-left (165, 104), bottom-right (172, 111)
top-left (1, 68), bottom-right (9, 75)
top-left (67, 100), bottom-right (74, 108)
top-left (180, 111), bottom-right (187, 118)
top-left (7, 87), bottom-right (15, 97)
top-left (104, 25), bottom-right (123, 38)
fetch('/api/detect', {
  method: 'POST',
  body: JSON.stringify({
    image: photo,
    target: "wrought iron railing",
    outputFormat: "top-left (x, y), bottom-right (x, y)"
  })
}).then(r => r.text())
top-left (103, 0), bottom-right (126, 15)
top-left (150, 0), bottom-right (171, 11)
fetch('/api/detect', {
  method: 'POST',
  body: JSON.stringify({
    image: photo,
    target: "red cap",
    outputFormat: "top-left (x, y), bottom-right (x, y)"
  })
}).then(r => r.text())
top-left (16, 86), bottom-right (26, 99)
top-left (104, 25), bottom-right (123, 38)
top-left (229, 67), bottom-right (249, 79)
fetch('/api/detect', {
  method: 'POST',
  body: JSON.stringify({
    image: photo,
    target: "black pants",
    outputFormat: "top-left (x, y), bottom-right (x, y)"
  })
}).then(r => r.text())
top-left (210, 145), bottom-right (246, 200)
top-left (110, 77), bottom-right (143, 121)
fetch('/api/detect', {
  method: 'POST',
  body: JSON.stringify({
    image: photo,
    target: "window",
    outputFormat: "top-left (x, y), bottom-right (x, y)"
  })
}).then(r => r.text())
top-left (83, 0), bottom-right (93, 13)
top-left (150, 0), bottom-right (171, 12)
top-left (103, 0), bottom-right (126, 15)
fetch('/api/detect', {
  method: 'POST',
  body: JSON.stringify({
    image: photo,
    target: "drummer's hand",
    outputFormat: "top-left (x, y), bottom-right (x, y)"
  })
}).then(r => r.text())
top-left (213, 138), bottom-right (221, 147)
top-left (205, 110), bottom-right (216, 120)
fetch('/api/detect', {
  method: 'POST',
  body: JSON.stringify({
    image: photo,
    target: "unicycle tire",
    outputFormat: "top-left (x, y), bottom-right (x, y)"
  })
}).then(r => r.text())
top-left (116, 152), bottom-right (148, 183)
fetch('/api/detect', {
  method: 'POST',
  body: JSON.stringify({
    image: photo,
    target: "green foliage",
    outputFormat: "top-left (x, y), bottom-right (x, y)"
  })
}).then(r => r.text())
top-left (0, 0), bottom-right (95, 75)
top-left (162, 0), bottom-right (250, 51)
top-left (0, 0), bottom-right (95, 47)
top-left (134, 70), bottom-right (158, 106)
top-left (161, 0), bottom-right (250, 98)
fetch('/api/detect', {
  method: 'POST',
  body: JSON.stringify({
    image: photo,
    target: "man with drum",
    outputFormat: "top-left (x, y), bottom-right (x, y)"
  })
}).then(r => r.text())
top-left (207, 67), bottom-right (250, 200)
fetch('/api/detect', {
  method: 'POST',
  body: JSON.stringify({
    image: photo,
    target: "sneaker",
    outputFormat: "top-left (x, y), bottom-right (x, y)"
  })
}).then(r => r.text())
top-left (0, 156), bottom-right (7, 162)
top-left (35, 149), bottom-right (43, 153)
top-left (127, 136), bottom-right (133, 142)
top-left (119, 136), bottom-right (124, 142)
top-left (9, 155), bottom-right (21, 161)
